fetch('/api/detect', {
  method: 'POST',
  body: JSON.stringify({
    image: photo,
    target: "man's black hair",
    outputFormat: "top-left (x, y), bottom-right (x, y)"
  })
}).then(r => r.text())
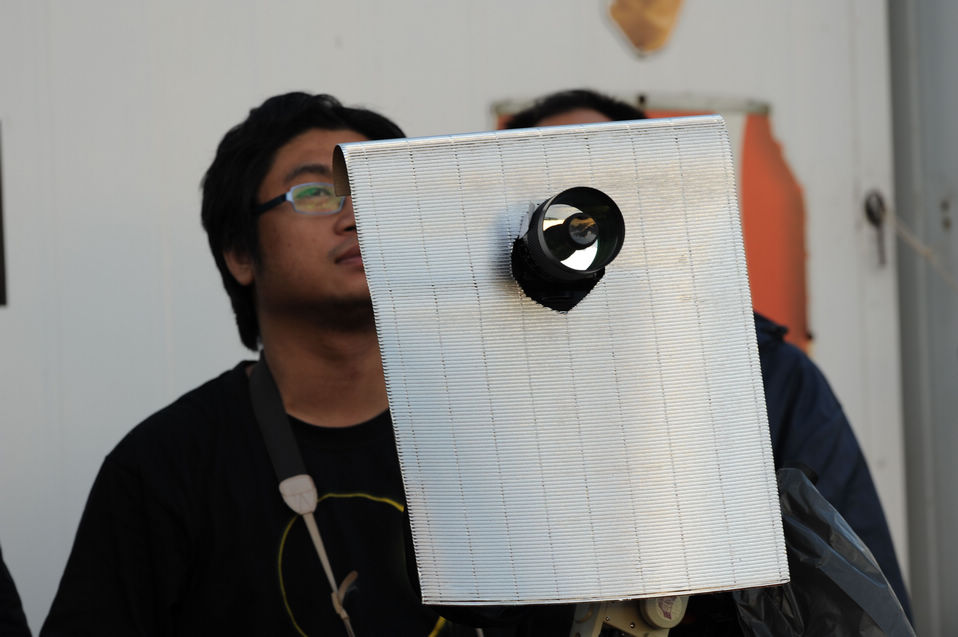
top-left (505, 89), bottom-right (647, 129)
top-left (201, 92), bottom-right (405, 351)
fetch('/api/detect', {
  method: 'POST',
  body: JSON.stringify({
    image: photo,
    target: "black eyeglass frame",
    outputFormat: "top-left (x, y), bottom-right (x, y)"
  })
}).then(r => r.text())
top-left (253, 181), bottom-right (347, 217)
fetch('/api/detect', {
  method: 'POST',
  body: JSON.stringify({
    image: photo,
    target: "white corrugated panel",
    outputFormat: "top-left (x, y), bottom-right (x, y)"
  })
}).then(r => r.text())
top-left (338, 116), bottom-right (787, 604)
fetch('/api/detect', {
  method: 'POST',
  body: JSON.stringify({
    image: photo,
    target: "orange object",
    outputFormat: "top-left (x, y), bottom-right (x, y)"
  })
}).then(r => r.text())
top-left (609, 0), bottom-right (685, 53)
top-left (738, 113), bottom-right (809, 350)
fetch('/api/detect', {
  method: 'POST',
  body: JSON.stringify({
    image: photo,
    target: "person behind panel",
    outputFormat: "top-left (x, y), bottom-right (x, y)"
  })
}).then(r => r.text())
top-left (505, 87), bottom-right (913, 622)
top-left (42, 92), bottom-right (502, 636)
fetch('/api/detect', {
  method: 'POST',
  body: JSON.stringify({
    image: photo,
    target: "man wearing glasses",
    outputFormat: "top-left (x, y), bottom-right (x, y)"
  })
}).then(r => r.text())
top-left (41, 93), bottom-right (525, 636)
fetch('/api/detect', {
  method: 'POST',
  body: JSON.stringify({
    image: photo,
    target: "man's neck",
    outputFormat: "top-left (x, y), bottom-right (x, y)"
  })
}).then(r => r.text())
top-left (259, 317), bottom-right (388, 429)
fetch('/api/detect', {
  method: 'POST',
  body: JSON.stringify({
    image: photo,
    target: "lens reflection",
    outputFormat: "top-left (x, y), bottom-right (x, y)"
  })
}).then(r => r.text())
top-left (541, 204), bottom-right (602, 270)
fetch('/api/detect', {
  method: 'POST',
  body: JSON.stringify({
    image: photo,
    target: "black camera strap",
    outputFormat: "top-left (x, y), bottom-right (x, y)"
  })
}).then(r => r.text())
top-left (249, 357), bottom-right (307, 483)
top-left (249, 355), bottom-right (358, 637)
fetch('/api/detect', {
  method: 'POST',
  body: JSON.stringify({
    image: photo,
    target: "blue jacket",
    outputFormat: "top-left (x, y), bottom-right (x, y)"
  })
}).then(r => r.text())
top-left (755, 313), bottom-right (912, 620)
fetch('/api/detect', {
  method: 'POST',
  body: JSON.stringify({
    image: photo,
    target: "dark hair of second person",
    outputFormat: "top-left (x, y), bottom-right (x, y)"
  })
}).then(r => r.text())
top-left (504, 88), bottom-right (646, 129)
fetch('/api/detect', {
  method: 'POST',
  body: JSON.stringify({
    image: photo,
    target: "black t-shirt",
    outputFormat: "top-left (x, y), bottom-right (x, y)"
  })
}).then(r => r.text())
top-left (41, 362), bottom-right (534, 636)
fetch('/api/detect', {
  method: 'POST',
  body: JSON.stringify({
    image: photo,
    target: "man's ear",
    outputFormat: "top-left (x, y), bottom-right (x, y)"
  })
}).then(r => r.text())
top-left (224, 249), bottom-right (255, 286)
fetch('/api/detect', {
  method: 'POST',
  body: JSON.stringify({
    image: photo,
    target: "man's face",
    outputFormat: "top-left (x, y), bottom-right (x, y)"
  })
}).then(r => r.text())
top-left (533, 108), bottom-right (612, 127)
top-left (245, 127), bottom-right (371, 321)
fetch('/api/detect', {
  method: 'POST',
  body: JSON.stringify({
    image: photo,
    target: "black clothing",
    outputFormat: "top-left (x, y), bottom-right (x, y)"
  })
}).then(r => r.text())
top-left (754, 314), bottom-right (911, 619)
top-left (1, 545), bottom-right (32, 637)
top-left (43, 314), bottom-right (910, 634)
top-left (41, 364), bottom-right (466, 636)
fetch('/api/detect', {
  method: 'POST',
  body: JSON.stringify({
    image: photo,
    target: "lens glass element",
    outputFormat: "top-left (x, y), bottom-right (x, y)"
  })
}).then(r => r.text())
top-left (541, 204), bottom-right (599, 271)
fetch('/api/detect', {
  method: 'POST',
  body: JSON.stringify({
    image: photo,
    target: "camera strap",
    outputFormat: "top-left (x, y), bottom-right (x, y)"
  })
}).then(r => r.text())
top-left (249, 355), bottom-right (358, 637)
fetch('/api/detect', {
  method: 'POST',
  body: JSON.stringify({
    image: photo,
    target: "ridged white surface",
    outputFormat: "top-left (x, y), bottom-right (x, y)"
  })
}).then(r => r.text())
top-left (340, 116), bottom-right (788, 604)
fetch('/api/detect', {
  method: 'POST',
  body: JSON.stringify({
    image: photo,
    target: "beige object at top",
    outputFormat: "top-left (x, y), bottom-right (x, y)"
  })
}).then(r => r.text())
top-left (609, 0), bottom-right (684, 53)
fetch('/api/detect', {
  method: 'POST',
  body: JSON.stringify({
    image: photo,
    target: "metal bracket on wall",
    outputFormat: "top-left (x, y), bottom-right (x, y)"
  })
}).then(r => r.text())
top-left (865, 189), bottom-right (888, 267)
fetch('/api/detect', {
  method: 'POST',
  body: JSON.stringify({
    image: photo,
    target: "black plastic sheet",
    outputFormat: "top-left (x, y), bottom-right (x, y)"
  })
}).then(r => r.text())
top-left (732, 468), bottom-right (914, 637)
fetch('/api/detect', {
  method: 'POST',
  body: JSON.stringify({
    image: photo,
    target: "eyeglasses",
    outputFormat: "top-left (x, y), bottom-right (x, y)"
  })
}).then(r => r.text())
top-left (254, 182), bottom-right (346, 216)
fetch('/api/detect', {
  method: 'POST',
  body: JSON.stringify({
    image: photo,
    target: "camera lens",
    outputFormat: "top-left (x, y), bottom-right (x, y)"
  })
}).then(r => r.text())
top-left (512, 186), bottom-right (625, 311)
top-left (524, 187), bottom-right (625, 281)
